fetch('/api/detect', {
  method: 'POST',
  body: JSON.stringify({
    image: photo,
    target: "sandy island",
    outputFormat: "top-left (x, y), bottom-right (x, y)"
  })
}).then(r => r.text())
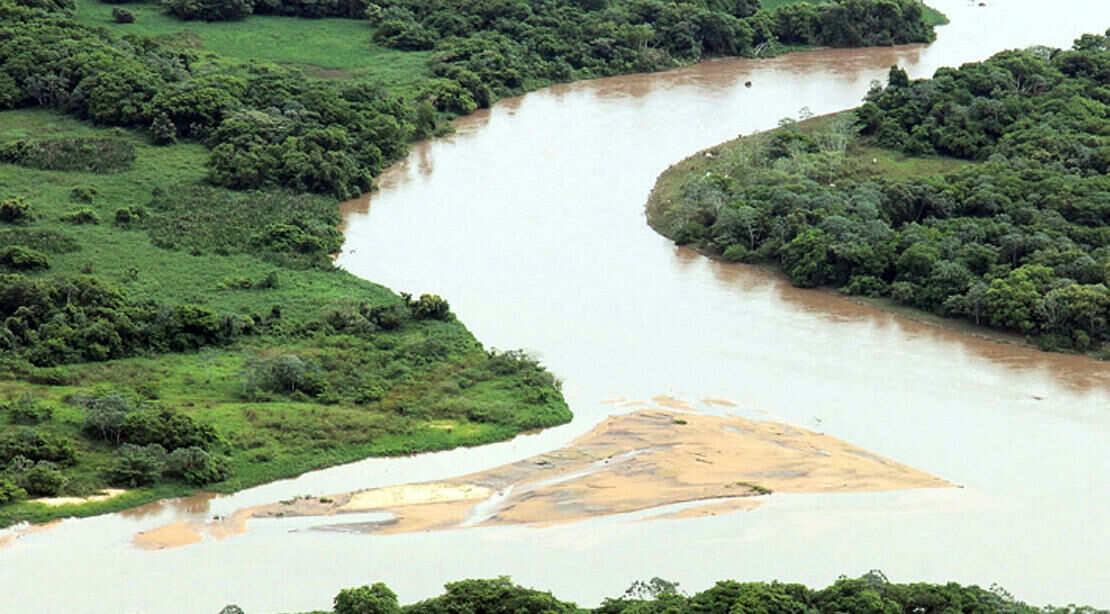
top-left (133, 406), bottom-right (950, 549)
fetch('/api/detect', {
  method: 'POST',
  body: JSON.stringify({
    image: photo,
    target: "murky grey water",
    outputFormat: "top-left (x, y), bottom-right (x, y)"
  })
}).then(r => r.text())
top-left (2, 1), bottom-right (1108, 612)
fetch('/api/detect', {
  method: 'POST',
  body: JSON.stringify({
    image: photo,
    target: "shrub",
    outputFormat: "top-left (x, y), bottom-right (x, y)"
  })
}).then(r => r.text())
top-left (120, 409), bottom-right (218, 450)
top-left (114, 206), bottom-right (145, 225)
top-left (0, 476), bottom-right (26, 504)
top-left (0, 428), bottom-right (77, 465)
top-left (108, 443), bottom-right (166, 487)
top-left (404, 293), bottom-right (451, 321)
top-left (60, 208), bottom-right (101, 225)
top-left (241, 354), bottom-right (326, 397)
top-left (165, 446), bottom-right (231, 485)
top-left (69, 186), bottom-right (97, 203)
top-left (19, 461), bottom-right (67, 496)
top-left (149, 113), bottom-right (176, 145)
top-left (4, 394), bottom-right (54, 424)
top-left (0, 139), bottom-right (136, 173)
top-left (111, 7), bottom-right (135, 22)
top-left (167, 0), bottom-right (253, 21)
top-left (75, 391), bottom-right (139, 444)
top-left (0, 197), bottom-right (33, 224)
top-left (0, 246), bottom-right (49, 270)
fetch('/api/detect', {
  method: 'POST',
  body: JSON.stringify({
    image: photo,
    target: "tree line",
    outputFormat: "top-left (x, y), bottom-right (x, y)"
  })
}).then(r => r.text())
top-left (214, 573), bottom-right (1108, 614)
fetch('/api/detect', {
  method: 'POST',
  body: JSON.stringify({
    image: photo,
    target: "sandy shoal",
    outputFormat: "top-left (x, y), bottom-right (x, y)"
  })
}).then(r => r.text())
top-left (132, 405), bottom-right (952, 546)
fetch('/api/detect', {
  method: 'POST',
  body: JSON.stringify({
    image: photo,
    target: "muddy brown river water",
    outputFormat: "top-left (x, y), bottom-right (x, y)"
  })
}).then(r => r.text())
top-left (2, 1), bottom-right (1109, 612)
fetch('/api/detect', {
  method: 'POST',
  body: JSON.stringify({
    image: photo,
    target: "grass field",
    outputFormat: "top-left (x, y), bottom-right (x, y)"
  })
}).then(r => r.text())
top-left (71, 0), bottom-right (432, 95)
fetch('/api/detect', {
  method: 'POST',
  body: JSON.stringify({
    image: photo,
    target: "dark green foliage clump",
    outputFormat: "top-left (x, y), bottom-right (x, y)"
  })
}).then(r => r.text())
top-left (658, 35), bottom-right (1110, 354)
top-left (0, 476), bottom-right (26, 503)
top-left (0, 274), bottom-right (253, 366)
top-left (0, 245), bottom-right (50, 270)
top-left (0, 428), bottom-right (76, 465)
top-left (0, 139), bottom-right (136, 173)
top-left (405, 577), bottom-right (576, 614)
top-left (110, 7), bottom-right (134, 23)
top-left (59, 208), bottom-right (101, 225)
top-left (3, 394), bottom-right (54, 424)
top-left (143, 185), bottom-right (343, 268)
top-left (0, 197), bottom-right (33, 224)
top-left (167, 0), bottom-right (253, 21)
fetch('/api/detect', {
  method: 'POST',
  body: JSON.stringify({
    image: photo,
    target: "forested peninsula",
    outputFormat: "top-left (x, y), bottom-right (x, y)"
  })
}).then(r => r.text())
top-left (0, 0), bottom-right (939, 526)
top-left (649, 33), bottom-right (1110, 355)
top-left (228, 574), bottom-right (1108, 614)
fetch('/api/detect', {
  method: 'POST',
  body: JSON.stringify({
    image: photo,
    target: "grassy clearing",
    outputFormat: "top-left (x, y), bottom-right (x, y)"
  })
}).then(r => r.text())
top-left (70, 0), bottom-right (432, 96)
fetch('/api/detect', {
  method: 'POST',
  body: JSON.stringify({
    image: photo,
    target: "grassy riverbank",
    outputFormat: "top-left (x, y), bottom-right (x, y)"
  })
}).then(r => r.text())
top-left (647, 40), bottom-right (1110, 356)
top-left (0, 107), bottom-right (570, 528)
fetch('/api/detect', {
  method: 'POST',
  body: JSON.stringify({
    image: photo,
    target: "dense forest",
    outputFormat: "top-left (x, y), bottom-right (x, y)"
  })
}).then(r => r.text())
top-left (222, 573), bottom-right (1107, 614)
top-left (650, 32), bottom-right (1110, 354)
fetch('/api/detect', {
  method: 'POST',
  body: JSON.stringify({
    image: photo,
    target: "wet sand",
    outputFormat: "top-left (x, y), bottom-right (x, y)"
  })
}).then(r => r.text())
top-left (133, 406), bottom-right (950, 548)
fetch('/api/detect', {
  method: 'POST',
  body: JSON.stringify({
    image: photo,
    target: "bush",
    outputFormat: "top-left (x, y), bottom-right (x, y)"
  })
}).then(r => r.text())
top-left (76, 391), bottom-right (139, 444)
top-left (69, 186), bottom-right (97, 203)
top-left (405, 293), bottom-right (451, 321)
top-left (4, 394), bottom-right (54, 424)
top-left (19, 461), bottom-right (67, 496)
top-left (149, 113), bottom-right (176, 145)
top-left (167, 0), bottom-right (253, 21)
top-left (114, 206), bottom-right (145, 225)
top-left (0, 428), bottom-right (76, 465)
top-left (111, 7), bottom-right (135, 22)
top-left (60, 208), bottom-right (101, 225)
top-left (241, 354), bottom-right (326, 397)
top-left (0, 476), bottom-right (27, 504)
top-left (108, 443), bottom-right (166, 487)
top-left (0, 139), bottom-right (136, 173)
top-left (0, 197), bottom-right (33, 224)
top-left (165, 446), bottom-right (230, 485)
top-left (120, 409), bottom-right (218, 450)
top-left (0, 246), bottom-right (49, 270)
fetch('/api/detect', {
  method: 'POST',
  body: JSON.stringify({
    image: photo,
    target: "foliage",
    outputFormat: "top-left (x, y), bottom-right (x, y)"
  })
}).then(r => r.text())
top-left (0, 197), bottom-right (33, 224)
top-left (3, 393), bottom-right (54, 424)
top-left (404, 577), bottom-right (577, 614)
top-left (334, 583), bottom-right (401, 614)
top-left (59, 208), bottom-right (101, 225)
top-left (111, 6), bottom-right (133, 22)
top-left (0, 139), bottom-right (136, 173)
top-left (652, 35), bottom-right (1110, 353)
top-left (107, 442), bottom-right (166, 486)
top-left (0, 428), bottom-right (76, 465)
top-left (0, 245), bottom-right (50, 270)
top-left (241, 353), bottom-right (327, 397)
top-left (15, 460), bottom-right (67, 495)
top-left (0, 476), bottom-right (26, 503)
top-left (167, 0), bottom-right (253, 21)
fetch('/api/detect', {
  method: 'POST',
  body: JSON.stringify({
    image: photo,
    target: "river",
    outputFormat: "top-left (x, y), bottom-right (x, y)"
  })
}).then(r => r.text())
top-left (2, 0), bottom-right (1109, 612)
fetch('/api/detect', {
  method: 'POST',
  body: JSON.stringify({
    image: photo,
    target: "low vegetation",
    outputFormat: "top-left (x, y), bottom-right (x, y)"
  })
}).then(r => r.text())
top-left (649, 32), bottom-right (1110, 355)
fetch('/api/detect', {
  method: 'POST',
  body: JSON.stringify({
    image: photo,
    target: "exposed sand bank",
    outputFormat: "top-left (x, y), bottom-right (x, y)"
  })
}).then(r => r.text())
top-left (33, 489), bottom-right (128, 507)
top-left (134, 404), bottom-right (950, 547)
